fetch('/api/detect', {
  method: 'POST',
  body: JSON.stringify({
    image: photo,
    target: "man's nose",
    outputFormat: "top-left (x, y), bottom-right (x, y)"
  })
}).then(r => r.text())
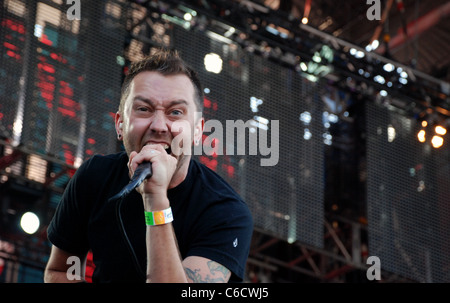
top-left (150, 111), bottom-right (169, 133)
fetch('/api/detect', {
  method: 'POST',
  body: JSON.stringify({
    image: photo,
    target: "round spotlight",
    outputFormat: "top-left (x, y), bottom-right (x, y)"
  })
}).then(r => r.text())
top-left (431, 135), bottom-right (444, 149)
top-left (204, 53), bottom-right (223, 74)
top-left (20, 212), bottom-right (40, 234)
top-left (435, 125), bottom-right (447, 136)
top-left (417, 129), bottom-right (426, 143)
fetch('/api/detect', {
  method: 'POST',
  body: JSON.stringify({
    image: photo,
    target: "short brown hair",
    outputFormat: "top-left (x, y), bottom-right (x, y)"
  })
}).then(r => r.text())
top-left (119, 48), bottom-right (203, 114)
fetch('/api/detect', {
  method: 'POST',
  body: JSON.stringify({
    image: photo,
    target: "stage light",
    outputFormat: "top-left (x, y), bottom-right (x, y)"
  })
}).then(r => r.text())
top-left (431, 135), bottom-right (444, 148)
top-left (435, 125), bottom-right (447, 136)
top-left (20, 212), bottom-right (40, 234)
top-left (383, 63), bottom-right (395, 72)
top-left (299, 62), bottom-right (307, 72)
top-left (417, 129), bottom-right (426, 143)
top-left (366, 40), bottom-right (379, 52)
top-left (204, 53), bottom-right (222, 74)
top-left (183, 12), bottom-right (192, 21)
top-left (301, 17), bottom-right (308, 24)
top-left (399, 77), bottom-right (408, 85)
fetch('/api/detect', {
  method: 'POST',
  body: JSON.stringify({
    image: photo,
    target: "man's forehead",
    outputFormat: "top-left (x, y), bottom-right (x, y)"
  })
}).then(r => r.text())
top-left (132, 71), bottom-right (193, 89)
top-left (129, 72), bottom-right (193, 98)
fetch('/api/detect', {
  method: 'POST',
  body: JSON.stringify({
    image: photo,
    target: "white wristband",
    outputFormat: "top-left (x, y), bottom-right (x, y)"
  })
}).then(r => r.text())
top-left (144, 207), bottom-right (173, 226)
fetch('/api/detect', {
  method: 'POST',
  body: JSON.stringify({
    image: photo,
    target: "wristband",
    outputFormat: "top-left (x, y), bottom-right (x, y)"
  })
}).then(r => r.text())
top-left (144, 207), bottom-right (173, 226)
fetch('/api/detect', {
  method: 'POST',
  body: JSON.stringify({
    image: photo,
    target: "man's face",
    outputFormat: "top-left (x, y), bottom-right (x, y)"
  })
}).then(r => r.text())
top-left (116, 71), bottom-right (203, 170)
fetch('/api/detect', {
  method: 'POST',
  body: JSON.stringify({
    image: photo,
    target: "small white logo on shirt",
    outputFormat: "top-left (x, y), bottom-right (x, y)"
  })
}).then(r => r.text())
top-left (233, 238), bottom-right (238, 247)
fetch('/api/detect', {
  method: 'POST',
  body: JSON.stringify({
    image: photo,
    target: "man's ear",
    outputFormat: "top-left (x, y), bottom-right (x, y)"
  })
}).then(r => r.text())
top-left (115, 112), bottom-right (123, 140)
top-left (194, 117), bottom-right (204, 145)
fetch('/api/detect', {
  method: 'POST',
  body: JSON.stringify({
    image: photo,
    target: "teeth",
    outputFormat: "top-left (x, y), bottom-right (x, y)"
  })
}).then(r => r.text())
top-left (163, 144), bottom-right (169, 150)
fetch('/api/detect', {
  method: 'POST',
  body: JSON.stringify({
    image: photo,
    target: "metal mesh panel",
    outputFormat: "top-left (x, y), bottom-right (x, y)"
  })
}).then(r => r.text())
top-left (0, 0), bottom-right (126, 166)
top-left (366, 102), bottom-right (450, 282)
top-left (127, 6), bottom-right (325, 247)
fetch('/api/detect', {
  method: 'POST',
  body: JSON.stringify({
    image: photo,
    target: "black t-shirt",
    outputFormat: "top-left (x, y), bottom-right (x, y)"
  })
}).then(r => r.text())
top-left (47, 152), bottom-right (253, 283)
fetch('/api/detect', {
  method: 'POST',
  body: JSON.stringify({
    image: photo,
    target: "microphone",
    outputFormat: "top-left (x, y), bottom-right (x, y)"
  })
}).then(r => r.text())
top-left (109, 162), bottom-right (152, 202)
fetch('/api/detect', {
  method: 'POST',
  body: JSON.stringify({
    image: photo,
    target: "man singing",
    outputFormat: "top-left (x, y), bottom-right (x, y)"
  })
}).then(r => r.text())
top-left (44, 49), bottom-right (253, 283)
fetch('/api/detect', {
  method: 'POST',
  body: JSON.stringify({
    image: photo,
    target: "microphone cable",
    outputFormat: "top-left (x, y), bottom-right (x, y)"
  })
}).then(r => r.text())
top-left (115, 195), bottom-right (146, 280)
top-left (108, 162), bottom-right (152, 280)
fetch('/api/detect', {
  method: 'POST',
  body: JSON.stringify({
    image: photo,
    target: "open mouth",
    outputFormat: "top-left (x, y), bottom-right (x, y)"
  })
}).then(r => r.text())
top-left (165, 144), bottom-right (172, 155)
top-left (144, 142), bottom-right (171, 155)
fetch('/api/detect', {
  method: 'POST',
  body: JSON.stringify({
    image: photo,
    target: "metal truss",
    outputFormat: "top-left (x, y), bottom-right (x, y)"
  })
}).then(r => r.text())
top-left (248, 218), bottom-right (416, 282)
top-left (128, 0), bottom-right (450, 120)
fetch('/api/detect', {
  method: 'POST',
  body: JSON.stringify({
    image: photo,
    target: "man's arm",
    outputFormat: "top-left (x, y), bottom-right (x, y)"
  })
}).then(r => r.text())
top-left (44, 245), bottom-right (87, 283)
top-left (183, 256), bottom-right (231, 283)
top-left (130, 146), bottom-right (232, 283)
top-left (144, 195), bottom-right (231, 283)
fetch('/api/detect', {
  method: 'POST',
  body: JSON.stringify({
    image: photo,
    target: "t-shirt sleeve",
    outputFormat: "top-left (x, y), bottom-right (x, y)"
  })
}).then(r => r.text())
top-left (186, 198), bottom-right (254, 282)
top-left (47, 160), bottom-right (92, 255)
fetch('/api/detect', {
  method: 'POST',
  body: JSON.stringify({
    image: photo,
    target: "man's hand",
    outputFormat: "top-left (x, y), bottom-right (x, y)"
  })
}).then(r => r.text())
top-left (128, 144), bottom-right (177, 209)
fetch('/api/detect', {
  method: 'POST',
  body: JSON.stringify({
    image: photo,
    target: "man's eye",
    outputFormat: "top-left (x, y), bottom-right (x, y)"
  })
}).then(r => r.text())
top-left (137, 107), bottom-right (148, 112)
top-left (170, 109), bottom-right (183, 116)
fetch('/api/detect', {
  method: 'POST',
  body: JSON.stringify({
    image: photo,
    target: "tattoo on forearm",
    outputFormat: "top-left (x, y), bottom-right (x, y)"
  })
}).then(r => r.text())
top-left (184, 261), bottom-right (231, 283)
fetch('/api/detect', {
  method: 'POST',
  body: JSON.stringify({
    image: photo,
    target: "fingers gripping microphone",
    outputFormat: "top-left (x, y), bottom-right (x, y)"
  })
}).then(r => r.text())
top-left (109, 162), bottom-right (152, 202)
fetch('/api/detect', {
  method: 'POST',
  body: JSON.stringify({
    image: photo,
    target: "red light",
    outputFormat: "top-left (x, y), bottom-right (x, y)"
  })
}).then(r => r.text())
top-left (85, 251), bottom-right (95, 283)
top-left (87, 138), bottom-right (96, 144)
top-left (58, 107), bottom-right (76, 118)
top-left (86, 149), bottom-right (93, 155)
top-left (64, 149), bottom-right (74, 165)
top-left (37, 62), bottom-right (56, 74)
top-left (40, 91), bottom-right (54, 102)
top-left (222, 164), bottom-right (235, 178)
top-left (59, 82), bottom-right (74, 97)
top-left (203, 97), bottom-right (211, 108)
top-left (62, 87), bottom-right (74, 97)
top-left (37, 81), bottom-right (55, 91)
top-left (199, 156), bottom-right (218, 171)
top-left (43, 65), bottom-right (55, 74)
top-left (40, 34), bottom-right (53, 46)
top-left (3, 42), bottom-right (17, 51)
top-left (60, 96), bottom-right (79, 110)
top-left (18, 25), bottom-right (25, 34)
top-left (6, 50), bottom-right (15, 58)
top-left (39, 73), bottom-right (55, 82)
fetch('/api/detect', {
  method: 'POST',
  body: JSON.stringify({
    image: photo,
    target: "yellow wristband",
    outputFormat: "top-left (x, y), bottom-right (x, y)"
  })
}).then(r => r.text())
top-left (144, 207), bottom-right (173, 226)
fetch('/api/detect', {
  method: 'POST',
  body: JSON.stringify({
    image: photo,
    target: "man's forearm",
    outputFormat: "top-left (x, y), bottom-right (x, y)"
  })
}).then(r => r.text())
top-left (146, 223), bottom-right (187, 282)
top-left (44, 269), bottom-right (86, 283)
top-left (144, 195), bottom-right (187, 283)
